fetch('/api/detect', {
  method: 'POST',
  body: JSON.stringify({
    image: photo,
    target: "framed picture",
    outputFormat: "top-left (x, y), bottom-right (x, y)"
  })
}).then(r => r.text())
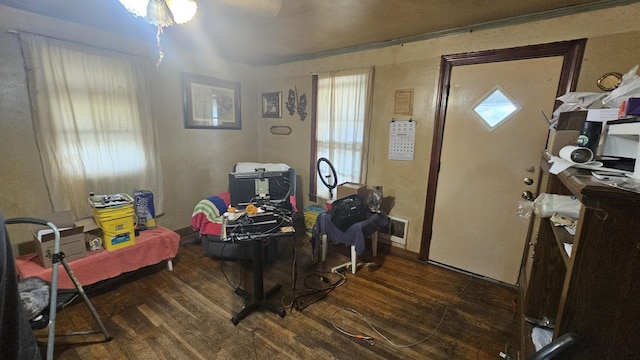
top-left (262, 91), bottom-right (282, 118)
top-left (394, 88), bottom-right (414, 116)
top-left (183, 73), bottom-right (241, 129)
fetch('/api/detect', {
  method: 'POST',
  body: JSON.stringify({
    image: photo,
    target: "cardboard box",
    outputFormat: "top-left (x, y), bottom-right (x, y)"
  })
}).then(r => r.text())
top-left (336, 182), bottom-right (367, 200)
top-left (30, 211), bottom-right (87, 268)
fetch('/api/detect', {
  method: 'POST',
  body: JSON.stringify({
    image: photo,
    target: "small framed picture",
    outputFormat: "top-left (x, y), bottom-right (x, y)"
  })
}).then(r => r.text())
top-left (262, 92), bottom-right (282, 118)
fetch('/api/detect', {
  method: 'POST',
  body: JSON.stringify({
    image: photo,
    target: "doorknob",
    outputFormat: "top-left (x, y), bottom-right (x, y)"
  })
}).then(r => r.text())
top-left (524, 177), bottom-right (534, 185)
top-left (522, 190), bottom-right (534, 201)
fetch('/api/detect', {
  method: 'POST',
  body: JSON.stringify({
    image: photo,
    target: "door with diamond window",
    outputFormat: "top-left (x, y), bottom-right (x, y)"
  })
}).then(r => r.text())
top-left (428, 56), bottom-right (563, 285)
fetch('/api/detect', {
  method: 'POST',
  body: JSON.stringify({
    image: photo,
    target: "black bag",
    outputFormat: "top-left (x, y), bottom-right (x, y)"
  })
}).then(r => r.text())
top-left (330, 194), bottom-right (367, 232)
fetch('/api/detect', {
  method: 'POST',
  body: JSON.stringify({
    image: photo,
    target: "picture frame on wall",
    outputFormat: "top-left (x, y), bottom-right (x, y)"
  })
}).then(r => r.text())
top-left (394, 88), bottom-right (414, 116)
top-left (262, 91), bottom-right (282, 118)
top-left (183, 73), bottom-right (241, 130)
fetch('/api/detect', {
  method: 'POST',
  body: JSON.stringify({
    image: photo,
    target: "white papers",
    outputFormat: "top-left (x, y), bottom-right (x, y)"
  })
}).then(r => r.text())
top-left (548, 154), bottom-right (603, 175)
top-left (563, 243), bottom-right (573, 257)
top-left (586, 108), bottom-right (620, 123)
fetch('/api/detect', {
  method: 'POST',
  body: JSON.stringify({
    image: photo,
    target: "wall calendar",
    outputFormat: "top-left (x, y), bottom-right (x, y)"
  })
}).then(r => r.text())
top-left (388, 120), bottom-right (415, 161)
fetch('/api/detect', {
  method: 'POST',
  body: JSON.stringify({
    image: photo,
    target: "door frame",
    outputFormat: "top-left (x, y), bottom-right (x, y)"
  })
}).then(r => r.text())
top-left (419, 39), bottom-right (587, 261)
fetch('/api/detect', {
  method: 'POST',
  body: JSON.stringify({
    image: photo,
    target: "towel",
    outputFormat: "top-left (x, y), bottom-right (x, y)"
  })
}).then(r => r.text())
top-left (191, 196), bottom-right (227, 235)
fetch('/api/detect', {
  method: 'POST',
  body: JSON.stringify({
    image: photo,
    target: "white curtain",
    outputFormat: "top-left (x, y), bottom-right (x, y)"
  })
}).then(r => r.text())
top-left (19, 33), bottom-right (164, 219)
top-left (316, 67), bottom-right (374, 200)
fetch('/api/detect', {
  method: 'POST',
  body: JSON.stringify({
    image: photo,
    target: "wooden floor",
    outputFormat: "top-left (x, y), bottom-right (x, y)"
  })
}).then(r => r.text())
top-left (37, 230), bottom-right (517, 359)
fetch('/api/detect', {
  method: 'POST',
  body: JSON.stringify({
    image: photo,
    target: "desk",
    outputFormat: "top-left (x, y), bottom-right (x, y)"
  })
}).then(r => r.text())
top-left (225, 213), bottom-right (293, 325)
top-left (16, 226), bottom-right (180, 289)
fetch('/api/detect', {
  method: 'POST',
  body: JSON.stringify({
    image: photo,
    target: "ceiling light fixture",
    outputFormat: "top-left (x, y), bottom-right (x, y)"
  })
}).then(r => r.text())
top-left (118, 0), bottom-right (197, 65)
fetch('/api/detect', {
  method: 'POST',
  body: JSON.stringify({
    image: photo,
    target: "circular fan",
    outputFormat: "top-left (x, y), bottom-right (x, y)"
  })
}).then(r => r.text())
top-left (317, 157), bottom-right (337, 200)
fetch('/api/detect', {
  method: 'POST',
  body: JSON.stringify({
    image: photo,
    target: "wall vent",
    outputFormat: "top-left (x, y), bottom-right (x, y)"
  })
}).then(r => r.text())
top-left (379, 216), bottom-right (408, 245)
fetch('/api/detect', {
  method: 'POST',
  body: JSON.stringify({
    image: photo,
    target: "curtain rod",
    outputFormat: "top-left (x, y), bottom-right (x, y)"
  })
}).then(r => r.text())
top-left (7, 28), bottom-right (154, 63)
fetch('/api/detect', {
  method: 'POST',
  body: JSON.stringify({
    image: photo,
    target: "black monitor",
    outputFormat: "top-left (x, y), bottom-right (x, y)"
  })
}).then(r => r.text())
top-left (228, 169), bottom-right (292, 208)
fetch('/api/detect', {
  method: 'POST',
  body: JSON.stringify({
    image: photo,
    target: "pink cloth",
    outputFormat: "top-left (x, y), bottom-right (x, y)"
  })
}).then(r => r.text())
top-left (15, 226), bottom-right (180, 289)
top-left (191, 213), bottom-right (223, 236)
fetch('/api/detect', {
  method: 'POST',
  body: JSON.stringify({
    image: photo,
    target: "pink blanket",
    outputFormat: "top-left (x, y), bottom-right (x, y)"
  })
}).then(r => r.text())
top-left (15, 226), bottom-right (180, 289)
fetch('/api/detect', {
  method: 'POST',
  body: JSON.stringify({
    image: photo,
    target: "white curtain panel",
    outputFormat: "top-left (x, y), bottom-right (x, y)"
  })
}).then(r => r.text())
top-left (316, 66), bottom-right (374, 200)
top-left (19, 33), bottom-right (164, 219)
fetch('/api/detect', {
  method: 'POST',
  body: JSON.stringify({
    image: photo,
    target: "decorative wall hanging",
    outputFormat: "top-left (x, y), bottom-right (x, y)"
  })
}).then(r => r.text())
top-left (285, 89), bottom-right (296, 115)
top-left (284, 86), bottom-right (307, 121)
top-left (270, 126), bottom-right (292, 135)
top-left (297, 93), bottom-right (307, 121)
top-left (183, 73), bottom-right (241, 130)
top-left (262, 92), bottom-right (282, 118)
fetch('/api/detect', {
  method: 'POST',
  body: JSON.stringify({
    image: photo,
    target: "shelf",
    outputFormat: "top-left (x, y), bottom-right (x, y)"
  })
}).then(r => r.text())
top-left (550, 223), bottom-right (573, 267)
top-left (520, 158), bottom-right (640, 359)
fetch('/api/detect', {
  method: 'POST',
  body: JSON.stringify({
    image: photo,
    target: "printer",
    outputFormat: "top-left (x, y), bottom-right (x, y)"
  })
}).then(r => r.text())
top-left (599, 117), bottom-right (640, 178)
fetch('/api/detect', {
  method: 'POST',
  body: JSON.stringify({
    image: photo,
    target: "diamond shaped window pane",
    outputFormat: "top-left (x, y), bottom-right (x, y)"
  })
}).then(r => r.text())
top-left (474, 88), bottom-right (521, 129)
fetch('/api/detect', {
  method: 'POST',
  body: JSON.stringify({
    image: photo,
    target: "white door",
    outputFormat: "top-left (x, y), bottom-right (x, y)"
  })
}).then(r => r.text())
top-left (428, 57), bottom-right (562, 285)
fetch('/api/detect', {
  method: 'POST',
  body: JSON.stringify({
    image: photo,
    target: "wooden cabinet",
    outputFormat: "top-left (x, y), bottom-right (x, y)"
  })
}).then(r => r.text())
top-left (517, 159), bottom-right (640, 359)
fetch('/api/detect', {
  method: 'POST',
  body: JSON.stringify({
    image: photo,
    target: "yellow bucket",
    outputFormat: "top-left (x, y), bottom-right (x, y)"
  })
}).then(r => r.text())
top-left (93, 204), bottom-right (136, 250)
top-left (101, 228), bottom-right (136, 251)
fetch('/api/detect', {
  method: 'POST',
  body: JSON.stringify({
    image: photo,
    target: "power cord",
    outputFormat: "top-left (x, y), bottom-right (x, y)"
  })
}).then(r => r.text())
top-left (219, 240), bottom-right (244, 290)
top-left (281, 271), bottom-right (347, 312)
top-left (330, 275), bottom-right (473, 347)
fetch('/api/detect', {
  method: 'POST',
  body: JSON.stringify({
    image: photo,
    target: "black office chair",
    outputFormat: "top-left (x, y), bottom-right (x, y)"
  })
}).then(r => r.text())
top-left (528, 333), bottom-right (578, 360)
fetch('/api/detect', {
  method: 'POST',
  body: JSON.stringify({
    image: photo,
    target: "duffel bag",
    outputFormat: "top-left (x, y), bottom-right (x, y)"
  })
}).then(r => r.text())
top-left (330, 194), bottom-right (367, 231)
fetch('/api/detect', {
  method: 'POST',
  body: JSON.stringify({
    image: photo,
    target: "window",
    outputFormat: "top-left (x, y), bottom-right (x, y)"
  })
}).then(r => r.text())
top-left (19, 33), bottom-right (164, 218)
top-left (310, 67), bottom-right (374, 201)
top-left (473, 87), bottom-right (521, 131)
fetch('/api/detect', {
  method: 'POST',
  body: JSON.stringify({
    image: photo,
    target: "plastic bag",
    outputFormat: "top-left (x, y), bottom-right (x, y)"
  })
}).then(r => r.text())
top-left (516, 200), bottom-right (534, 219)
top-left (531, 327), bottom-right (553, 351)
top-left (533, 193), bottom-right (581, 218)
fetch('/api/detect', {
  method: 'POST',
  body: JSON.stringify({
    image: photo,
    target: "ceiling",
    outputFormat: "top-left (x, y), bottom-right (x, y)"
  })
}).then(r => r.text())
top-left (1, 0), bottom-right (637, 65)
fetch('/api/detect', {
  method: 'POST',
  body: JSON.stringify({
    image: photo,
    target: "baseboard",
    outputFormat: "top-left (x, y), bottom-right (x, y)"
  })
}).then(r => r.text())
top-left (387, 245), bottom-right (420, 260)
top-left (175, 226), bottom-right (197, 238)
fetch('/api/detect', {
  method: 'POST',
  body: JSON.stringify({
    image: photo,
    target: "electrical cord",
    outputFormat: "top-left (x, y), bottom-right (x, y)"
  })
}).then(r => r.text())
top-left (219, 240), bottom-right (244, 290)
top-left (281, 271), bottom-right (347, 312)
top-left (330, 275), bottom-right (473, 347)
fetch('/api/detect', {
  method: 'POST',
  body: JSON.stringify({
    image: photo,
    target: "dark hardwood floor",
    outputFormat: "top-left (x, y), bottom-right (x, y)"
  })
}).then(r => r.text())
top-left (36, 229), bottom-right (517, 359)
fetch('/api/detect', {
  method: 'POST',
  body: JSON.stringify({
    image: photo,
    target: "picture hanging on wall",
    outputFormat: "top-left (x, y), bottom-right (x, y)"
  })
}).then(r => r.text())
top-left (262, 92), bottom-right (282, 118)
top-left (183, 73), bottom-right (241, 130)
top-left (394, 88), bottom-right (414, 116)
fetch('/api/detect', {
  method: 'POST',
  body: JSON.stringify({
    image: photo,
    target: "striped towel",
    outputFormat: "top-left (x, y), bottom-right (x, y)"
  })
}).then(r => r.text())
top-left (191, 196), bottom-right (227, 235)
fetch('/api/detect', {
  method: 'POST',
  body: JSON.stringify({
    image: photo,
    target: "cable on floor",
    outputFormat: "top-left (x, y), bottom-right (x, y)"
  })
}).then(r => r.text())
top-left (330, 275), bottom-right (473, 347)
top-left (281, 271), bottom-right (347, 312)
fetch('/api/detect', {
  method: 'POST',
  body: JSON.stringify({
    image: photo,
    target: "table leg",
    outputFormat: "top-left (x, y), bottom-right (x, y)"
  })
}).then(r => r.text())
top-left (231, 237), bottom-right (286, 325)
top-left (372, 232), bottom-right (378, 257)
